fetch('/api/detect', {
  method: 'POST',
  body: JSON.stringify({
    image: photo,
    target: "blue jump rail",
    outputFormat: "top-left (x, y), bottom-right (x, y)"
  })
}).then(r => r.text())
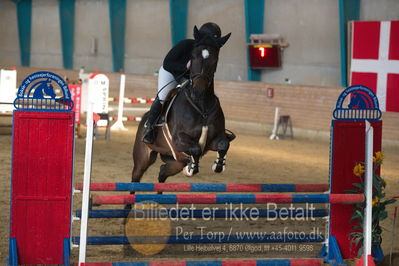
top-left (75, 182), bottom-right (329, 192)
top-left (72, 234), bottom-right (325, 245)
top-left (76, 208), bottom-right (329, 219)
top-left (79, 258), bottom-right (324, 266)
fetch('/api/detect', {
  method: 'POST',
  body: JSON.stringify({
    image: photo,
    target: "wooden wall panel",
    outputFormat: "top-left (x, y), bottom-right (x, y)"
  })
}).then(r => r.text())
top-left (12, 67), bottom-right (399, 140)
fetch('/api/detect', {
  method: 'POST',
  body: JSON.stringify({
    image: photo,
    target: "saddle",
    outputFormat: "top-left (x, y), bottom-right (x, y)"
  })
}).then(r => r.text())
top-left (154, 87), bottom-right (180, 127)
top-left (154, 86), bottom-right (190, 161)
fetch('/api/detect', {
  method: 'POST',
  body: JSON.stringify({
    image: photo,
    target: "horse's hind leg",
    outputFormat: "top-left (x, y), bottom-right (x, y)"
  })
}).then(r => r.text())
top-left (127, 139), bottom-right (157, 209)
top-left (211, 137), bottom-right (230, 173)
top-left (131, 118), bottom-right (158, 184)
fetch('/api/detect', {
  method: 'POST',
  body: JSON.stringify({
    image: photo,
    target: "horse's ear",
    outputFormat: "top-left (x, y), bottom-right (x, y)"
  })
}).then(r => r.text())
top-left (217, 32), bottom-right (231, 47)
top-left (193, 25), bottom-right (201, 41)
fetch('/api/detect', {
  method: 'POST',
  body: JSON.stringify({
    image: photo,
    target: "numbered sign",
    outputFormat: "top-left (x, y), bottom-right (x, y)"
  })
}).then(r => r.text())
top-left (88, 73), bottom-right (109, 114)
top-left (248, 44), bottom-right (281, 69)
top-left (0, 69), bottom-right (17, 111)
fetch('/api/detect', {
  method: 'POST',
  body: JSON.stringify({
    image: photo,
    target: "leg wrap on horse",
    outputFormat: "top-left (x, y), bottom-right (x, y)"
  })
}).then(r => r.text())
top-left (184, 146), bottom-right (202, 177)
top-left (212, 152), bottom-right (226, 173)
top-left (212, 138), bottom-right (229, 173)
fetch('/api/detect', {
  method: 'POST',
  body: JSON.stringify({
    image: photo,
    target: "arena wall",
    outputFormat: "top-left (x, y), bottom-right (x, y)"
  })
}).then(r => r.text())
top-left (11, 66), bottom-right (399, 141)
top-left (1, 0), bottom-right (399, 87)
top-left (0, 1), bottom-right (19, 66)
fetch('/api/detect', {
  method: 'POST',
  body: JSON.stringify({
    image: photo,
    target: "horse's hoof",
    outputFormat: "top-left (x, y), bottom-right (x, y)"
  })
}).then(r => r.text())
top-left (212, 162), bottom-right (225, 173)
top-left (184, 164), bottom-right (199, 177)
top-left (184, 165), bottom-right (194, 177)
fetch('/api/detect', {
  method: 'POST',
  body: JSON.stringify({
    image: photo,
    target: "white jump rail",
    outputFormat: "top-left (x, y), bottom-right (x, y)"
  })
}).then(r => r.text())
top-left (78, 102), bottom-right (94, 265)
top-left (110, 73), bottom-right (154, 131)
top-left (269, 106), bottom-right (279, 140)
top-left (110, 74), bottom-right (127, 131)
top-left (363, 121), bottom-right (373, 266)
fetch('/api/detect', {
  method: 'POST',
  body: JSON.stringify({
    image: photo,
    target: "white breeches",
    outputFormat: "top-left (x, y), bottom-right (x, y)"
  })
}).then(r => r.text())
top-left (157, 66), bottom-right (177, 103)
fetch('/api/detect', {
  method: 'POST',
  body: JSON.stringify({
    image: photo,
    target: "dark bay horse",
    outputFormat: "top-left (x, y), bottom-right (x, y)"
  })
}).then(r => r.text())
top-left (131, 27), bottom-right (232, 184)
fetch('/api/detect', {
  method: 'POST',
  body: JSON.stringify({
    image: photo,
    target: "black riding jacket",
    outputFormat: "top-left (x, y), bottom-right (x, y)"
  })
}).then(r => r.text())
top-left (163, 39), bottom-right (194, 81)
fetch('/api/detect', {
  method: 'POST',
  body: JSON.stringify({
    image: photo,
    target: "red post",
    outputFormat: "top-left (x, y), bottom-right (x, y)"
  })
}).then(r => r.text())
top-left (10, 111), bottom-right (74, 265)
top-left (9, 71), bottom-right (75, 265)
top-left (329, 120), bottom-right (382, 259)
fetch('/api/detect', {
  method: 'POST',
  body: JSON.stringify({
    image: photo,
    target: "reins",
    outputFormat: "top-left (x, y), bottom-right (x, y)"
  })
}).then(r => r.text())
top-left (189, 72), bottom-right (213, 87)
top-left (183, 87), bottom-right (219, 125)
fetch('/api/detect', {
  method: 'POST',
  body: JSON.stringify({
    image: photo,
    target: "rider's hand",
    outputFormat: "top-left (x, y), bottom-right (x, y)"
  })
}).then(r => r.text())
top-left (177, 78), bottom-right (189, 88)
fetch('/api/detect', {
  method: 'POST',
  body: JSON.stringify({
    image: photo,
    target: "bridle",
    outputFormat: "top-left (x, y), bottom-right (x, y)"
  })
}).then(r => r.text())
top-left (189, 48), bottom-right (215, 87)
top-left (185, 48), bottom-right (218, 122)
top-left (190, 72), bottom-right (213, 87)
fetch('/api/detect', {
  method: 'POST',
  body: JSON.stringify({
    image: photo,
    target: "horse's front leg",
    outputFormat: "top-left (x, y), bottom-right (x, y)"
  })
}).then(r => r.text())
top-left (184, 144), bottom-right (202, 177)
top-left (174, 132), bottom-right (202, 177)
top-left (211, 136), bottom-right (230, 173)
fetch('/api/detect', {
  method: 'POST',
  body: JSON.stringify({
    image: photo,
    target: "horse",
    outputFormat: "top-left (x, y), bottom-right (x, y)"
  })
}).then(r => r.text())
top-left (348, 90), bottom-right (373, 109)
top-left (28, 79), bottom-right (57, 99)
top-left (131, 27), bottom-right (232, 185)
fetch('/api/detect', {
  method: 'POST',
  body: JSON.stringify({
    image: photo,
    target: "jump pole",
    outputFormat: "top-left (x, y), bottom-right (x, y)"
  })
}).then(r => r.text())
top-left (91, 193), bottom-right (364, 205)
top-left (363, 121), bottom-right (373, 265)
top-left (75, 182), bottom-right (330, 192)
top-left (269, 106), bottom-right (279, 140)
top-left (78, 102), bottom-right (95, 265)
top-left (111, 74), bottom-right (128, 131)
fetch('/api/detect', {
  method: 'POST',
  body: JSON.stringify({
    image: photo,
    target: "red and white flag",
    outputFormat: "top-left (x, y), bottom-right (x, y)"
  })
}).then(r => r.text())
top-left (350, 21), bottom-right (399, 112)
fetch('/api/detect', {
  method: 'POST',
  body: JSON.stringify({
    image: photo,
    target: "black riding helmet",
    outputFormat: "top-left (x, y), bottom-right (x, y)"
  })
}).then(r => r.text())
top-left (199, 22), bottom-right (221, 39)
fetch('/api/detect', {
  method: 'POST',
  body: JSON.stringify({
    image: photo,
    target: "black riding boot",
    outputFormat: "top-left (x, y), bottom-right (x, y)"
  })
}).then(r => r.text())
top-left (143, 98), bottom-right (163, 144)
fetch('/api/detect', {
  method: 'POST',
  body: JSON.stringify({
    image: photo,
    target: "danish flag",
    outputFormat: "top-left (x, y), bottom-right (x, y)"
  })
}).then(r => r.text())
top-left (350, 21), bottom-right (399, 112)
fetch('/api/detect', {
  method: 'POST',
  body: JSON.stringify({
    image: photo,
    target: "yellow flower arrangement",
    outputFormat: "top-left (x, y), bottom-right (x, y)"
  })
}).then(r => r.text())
top-left (348, 151), bottom-right (396, 257)
top-left (372, 196), bottom-right (379, 206)
top-left (353, 163), bottom-right (365, 177)
top-left (373, 151), bottom-right (384, 164)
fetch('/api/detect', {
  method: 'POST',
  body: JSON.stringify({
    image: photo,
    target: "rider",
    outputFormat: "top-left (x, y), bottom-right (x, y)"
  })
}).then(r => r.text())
top-left (143, 22), bottom-right (224, 144)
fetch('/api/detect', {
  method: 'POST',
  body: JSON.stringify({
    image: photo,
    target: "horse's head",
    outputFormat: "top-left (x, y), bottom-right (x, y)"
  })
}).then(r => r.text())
top-left (348, 91), bottom-right (373, 109)
top-left (44, 79), bottom-right (56, 99)
top-left (189, 26), bottom-right (231, 99)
